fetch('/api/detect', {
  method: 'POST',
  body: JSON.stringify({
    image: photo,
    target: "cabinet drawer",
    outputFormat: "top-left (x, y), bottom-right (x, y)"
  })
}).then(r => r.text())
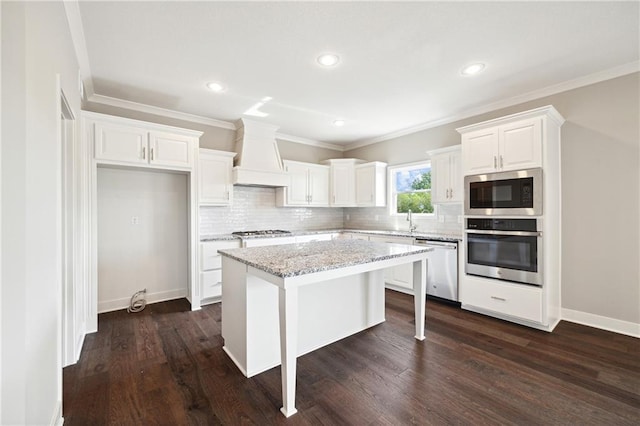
top-left (461, 275), bottom-right (543, 323)
top-left (295, 234), bottom-right (335, 243)
top-left (201, 241), bottom-right (240, 270)
top-left (201, 270), bottom-right (222, 299)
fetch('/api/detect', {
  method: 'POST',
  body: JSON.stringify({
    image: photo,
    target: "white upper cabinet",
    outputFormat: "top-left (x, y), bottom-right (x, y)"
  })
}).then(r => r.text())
top-left (90, 112), bottom-right (201, 170)
top-left (276, 160), bottom-right (330, 207)
top-left (355, 162), bottom-right (387, 207)
top-left (199, 149), bottom-right (236, 206)
top-left (499, 118), bottom-right (542, 171)
top-left (307, 164), bottom-right (330, 206)
top-left (149, 131), bottom-right (195, 168)
top-left (94, 122), bottom-right (148, 165)
top-left (460, 115), bottom-right (544, 175)
top-left (430, 146), bottom-right (462, 204)
top-left (323, 159), bottom-right (364, 207)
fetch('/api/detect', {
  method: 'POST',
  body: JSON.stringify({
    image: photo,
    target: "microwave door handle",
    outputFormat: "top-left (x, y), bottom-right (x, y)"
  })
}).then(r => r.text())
top-left (466, 230), bottom-right (541, 237)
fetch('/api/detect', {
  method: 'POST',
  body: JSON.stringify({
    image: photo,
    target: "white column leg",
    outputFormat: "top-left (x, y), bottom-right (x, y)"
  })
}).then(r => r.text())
top-left (413, 258), bottom-right (427, 340)
top-left (278, 285), bottom-right (298, 417)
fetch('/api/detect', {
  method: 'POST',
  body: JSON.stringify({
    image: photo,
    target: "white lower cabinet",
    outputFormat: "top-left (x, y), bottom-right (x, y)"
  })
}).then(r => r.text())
top-left (295, 233), bottom-right (336, 243)
top-left (200, 240), bottom-right (241, 304)
top-left (366, 235), bottom-right (416, 293)
top-left (461, 274), bottom-right (543, 324)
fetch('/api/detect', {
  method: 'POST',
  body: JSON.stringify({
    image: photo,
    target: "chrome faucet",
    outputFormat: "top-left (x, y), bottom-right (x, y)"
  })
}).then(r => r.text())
top-left (407, 209), bottom-right (417, 233)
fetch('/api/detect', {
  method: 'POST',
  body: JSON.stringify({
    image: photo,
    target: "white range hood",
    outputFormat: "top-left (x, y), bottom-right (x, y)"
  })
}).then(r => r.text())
top-left (232, 118), bottom-right (289, 187)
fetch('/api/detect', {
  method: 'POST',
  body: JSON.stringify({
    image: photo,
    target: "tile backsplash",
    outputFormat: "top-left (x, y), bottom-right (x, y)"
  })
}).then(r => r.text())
top-left (199, 186), bottom-right (344, 235)
top-left (344, 203), bottom-right (463, 235)
top-left (200, 186), bottom-right (463, 236)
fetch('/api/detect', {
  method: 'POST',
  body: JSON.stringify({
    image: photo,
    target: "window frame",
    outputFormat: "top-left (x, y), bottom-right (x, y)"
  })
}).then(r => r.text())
top-left (387, 160), bottom-right (435, 217)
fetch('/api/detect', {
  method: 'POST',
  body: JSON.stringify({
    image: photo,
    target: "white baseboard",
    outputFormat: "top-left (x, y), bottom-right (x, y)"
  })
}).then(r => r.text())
top-left (98, 288), bottom-right (187, 313)
top-left (562, 308), bottom-right (640, 338)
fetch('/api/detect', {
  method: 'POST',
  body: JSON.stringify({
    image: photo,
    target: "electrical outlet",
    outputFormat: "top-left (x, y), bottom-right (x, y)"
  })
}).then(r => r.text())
top-left (458, 215), bottom-right (463, 224)
top-left (346, 214), bottom-right (350, 221)
top-left (131, 216), bottom-right (139, 225)
top-left (438, 215), bottom-right (445, 223)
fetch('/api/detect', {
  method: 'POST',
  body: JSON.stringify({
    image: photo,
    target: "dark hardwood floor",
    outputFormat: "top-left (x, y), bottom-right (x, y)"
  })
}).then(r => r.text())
top-left (63, 291), bottom-right (640, 425)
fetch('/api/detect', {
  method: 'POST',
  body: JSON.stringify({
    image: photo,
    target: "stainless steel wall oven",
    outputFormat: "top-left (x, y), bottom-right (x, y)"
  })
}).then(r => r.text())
top-left (466, 218), bottom-right (542, 286)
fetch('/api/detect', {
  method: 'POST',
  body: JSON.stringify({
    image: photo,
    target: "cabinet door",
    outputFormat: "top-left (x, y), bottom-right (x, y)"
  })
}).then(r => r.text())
top-left (449, 150), bottom-right (463, 202)
top-left (285, 162), bottom-right (311, 205)
top-left (199, 154), bottom-right (232, 205)
top-left (355, 165), bottom-right (375, 205)
top-left (368, 235), bottom-right (414, 290)
top-left (243, 236), bottom-right (296, 248)
top-left (331, 163), bottom-right (356, 206)
top-left (307, 165), bottom-right (330, 206)
top-left (431, 153), bottom-right (450, 204)
top-left (499, 118), bottom-right (542, 171)
top-left (149, 131), bottom-right (194, 168)
top-left (94, 122), bottom-right (148, 164)
top-left (462, 129), bottom-right (499, 175)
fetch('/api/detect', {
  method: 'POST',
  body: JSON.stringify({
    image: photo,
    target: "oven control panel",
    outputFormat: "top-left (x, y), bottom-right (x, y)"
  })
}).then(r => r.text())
top-left (467, 218), bottom-right (537, 231)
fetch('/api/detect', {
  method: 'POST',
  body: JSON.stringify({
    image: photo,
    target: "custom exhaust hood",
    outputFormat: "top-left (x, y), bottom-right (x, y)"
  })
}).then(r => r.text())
top-left (232, 118), bottom-right (289, 187)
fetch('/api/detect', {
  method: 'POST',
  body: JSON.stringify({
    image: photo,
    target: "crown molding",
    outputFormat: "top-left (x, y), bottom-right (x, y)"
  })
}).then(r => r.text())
top-left (275, 133), bottom-right (345, 152)
top-left (87, 94), bottom-right (237, 130)
top-left (63, 0), bottom-right (94, 98)
top-left (345, 60), bottom-right (640, 151)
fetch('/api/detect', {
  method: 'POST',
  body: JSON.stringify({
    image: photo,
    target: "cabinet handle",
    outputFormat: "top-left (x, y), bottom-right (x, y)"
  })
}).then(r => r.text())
top-left (151, 148), bottom-right (154, 160)
top-left (213, 281), bottom-right (222, 287)
top-left (449, 188), bottom-right (453, 199)
top-left (493, 156), bottom-right (497, 169)
top-left (446, 188), bottom-right (450, 199)
top-left (142, 147), bottom-right (146, 159)
top-left (500, 155), bottom-right (503, 169)
top-left (370, 194), bottom-right (373, 201)
top-left (333, 195), bottom-right (336, 203)
top-left (490, 296), bottom-right (507, 302)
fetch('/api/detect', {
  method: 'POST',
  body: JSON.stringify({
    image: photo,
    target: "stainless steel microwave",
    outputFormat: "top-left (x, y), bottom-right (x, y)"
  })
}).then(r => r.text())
top-left (464, 168), bottom-right (542, 216)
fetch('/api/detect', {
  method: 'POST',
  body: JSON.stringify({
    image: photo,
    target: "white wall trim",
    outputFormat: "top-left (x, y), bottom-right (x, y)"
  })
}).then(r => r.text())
top-left (276, 133), bottom-right (344, 152)
top-left (49, 400), bottom-right (63, 426)
top-left (562, 308), bottom-right (640, 338)
top-left (98, 288), bottom-right (188, 314)
top-left (87, 93), bottom-right (236, 130)
top-left (346, 60), bottom-right (640, 150)
top-left (63, 0), bottom-right (93, 99)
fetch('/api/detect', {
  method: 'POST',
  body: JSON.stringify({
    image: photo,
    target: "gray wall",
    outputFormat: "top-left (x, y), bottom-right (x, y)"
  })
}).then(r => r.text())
top-left (346, 73), bottom-right (640, 325)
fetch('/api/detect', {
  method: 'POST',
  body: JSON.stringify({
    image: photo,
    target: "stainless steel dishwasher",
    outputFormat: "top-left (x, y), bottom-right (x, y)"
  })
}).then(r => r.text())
top-left (413, 238), bottom-right (458, 302)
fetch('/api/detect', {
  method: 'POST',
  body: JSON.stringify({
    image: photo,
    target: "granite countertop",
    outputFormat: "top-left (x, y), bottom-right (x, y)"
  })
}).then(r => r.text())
top-left (201, 228), bottom-right (461, 242)
top-left (218, 239), bottom-right (432, 278)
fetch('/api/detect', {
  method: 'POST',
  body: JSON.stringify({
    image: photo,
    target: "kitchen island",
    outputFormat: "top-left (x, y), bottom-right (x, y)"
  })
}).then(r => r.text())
top-left (218, 239), bottom-right (432, 417)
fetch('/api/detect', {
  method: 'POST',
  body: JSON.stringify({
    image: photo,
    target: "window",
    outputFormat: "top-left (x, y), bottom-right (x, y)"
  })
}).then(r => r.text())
top-left (388, 162), bottom-right (433, 215)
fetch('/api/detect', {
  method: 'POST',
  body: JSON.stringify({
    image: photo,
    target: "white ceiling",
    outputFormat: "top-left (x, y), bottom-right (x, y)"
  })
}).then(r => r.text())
top-left (75, 1), bottom-right (639, 147)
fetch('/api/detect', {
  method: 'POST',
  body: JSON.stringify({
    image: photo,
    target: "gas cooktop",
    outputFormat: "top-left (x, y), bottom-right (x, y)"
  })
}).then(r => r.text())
top-left (231, 230), bottom-right (292, 237)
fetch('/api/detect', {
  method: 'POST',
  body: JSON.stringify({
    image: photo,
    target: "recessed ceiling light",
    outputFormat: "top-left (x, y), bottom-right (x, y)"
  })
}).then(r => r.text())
top-left (206, 82), bottom-right (226, 92)
top-left (317, 53), bottom-right (340, 67)
top-left (461, 63), bottom-right (485, 76)
top-left (333, 119), bottom-right (345, 127)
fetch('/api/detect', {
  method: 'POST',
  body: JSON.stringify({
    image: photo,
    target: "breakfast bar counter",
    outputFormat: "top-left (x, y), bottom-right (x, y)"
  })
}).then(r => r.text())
top-left (218, 239), bottom-right (432, 417)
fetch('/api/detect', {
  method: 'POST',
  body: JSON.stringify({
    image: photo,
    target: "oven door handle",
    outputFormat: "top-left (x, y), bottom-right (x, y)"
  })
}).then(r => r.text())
top-left (466, 229), bottom-right (541, 237)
